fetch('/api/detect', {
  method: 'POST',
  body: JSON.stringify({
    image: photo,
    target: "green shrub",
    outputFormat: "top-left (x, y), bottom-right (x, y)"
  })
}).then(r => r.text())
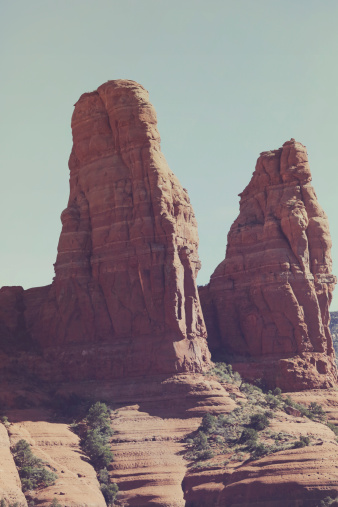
top-left (11, 439), bottom-right (57, 491)
top-left (273, 387), bottom-right (282, 396)
top-left (249, 413), bottom-right (270, 431)
top-left (327, 422), bottom-right (338, 437)
top-left (200, 414), bottom-right (217, 434)
top-left (265, 393), bottom-right (280, 409)
top-left (293, 435), bottom-right (310, 448)
top-left (193, 431), bottom-right (209, 450)
top-left (49, 500), bottom-right (62, 507)
top-left (98, 468), bottom-right (110, 484)
top-left (240, 428), bottom-right (258, 444)
top-left (240, 383), bottom-right (262, 395)
top-left (80, 403), bottom-right (118, 505)
top-left (309, 402), bottom-right (326, 421)
top-left (195, 448), bottom-right (214, 460)
top-left (283, 397), bottom-right (326, 421)
top-left (86, 402), bottom-right (113, 436)
top-left (0, 500), bottom-right (20, 507)
top-left (83, 429), bottom-right (113, 470)
top-left (100, 482), bottom-right (119, 506)
top-left (250, 442), bottom-right (269, 459)
top-left (318, 496), bottom-right (338, 506)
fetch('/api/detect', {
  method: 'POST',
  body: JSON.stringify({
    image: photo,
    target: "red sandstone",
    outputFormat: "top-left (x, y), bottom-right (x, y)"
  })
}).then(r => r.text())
top-left (0, 80), bottom-right (210, 380)
top-left (200, 139), bottom-right (337, 390)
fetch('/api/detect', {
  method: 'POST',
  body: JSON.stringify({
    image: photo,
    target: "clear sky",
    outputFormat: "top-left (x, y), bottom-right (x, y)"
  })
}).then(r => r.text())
top-left (1, 0), bottom-right (338, 310)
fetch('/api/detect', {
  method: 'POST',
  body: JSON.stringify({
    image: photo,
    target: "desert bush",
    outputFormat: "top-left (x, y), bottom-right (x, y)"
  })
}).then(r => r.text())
top-left (83, 429), bottom-right (113, 469)
top-left (318, 496), bottom-right (338, 506)
top-left (200, 414), bottom-right (217, 434)
top-left (249, 413), bottom-right (270, 431)
top-left (283, 397), bottom-right (326, 422)
top-left (250, 442), bottom-right (270, 459)
top-left (308, 402), bottom-right (326, 421)
top-left (293, 435), bottom-right (310, 448)
top-left (327, 422), bottom-right (338, 437)
top-left (273, 387), bottom-right (282, 396)
top-left (12, 439), bottom-right (57, 491)
top-left (49, 500), bottom-right (62, 507)
top-left (265, 393), bottom-right (280, 409)
top-left (195, 448), bottom-right (214, 460)
top-left (100, 482), bottom-right (119, 506)
top-left (80, 403), bottom-right (118, 505)
top-left (193, 431), bottom-right (209, 450)
top-left (240, 428), bottom-right (258, 446)
top-left (86, 402), bottom-right (113, 436)
top-left (1, 500), bottom-right (20, 507)
top-left (98, 467), bottom-right (110, 484)
top-left (240, 383), bottom-right (262, 395)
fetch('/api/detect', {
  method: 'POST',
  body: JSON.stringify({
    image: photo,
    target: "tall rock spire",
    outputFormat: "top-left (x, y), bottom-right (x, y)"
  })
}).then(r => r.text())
top-left (19, 80), bottom-right (210, 379)
top-left (200, 139), bottom-right (337, 390)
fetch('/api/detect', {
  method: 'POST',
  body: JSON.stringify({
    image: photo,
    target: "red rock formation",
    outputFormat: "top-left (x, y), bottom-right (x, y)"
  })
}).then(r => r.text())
top-left (1, 80), bottom-right (210, 380)
top-left (200, 140), bottom-right (337, 390)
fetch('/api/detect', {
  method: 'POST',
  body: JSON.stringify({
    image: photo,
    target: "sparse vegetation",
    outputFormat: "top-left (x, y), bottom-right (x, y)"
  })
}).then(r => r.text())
top-left (11, 439), bottom-right (57, 492)
top-left (0, 500), bottom-right (20, 507)
top-left (49, 500), bottom-right (62, 507)
top-left (206, 362), bottom-right (241, 384)
top-left (249, 412), bottom-right (270, 431)
top-left (79, 402), bottom-right (119, 506)
top-left (185, 362), bottom-right (331, 467)
top-left (293, 435), bottom-right (311, 448)
top-left (318, 496), bottom-right (338, 507)
top-left (283, 396), bottom-right (326, 422)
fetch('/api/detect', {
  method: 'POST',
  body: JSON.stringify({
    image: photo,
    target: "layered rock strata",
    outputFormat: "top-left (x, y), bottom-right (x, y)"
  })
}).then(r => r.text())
top-left (200, 140), bottom-right (337, 390)
top-left (0, 80), bottom-right (210, 380)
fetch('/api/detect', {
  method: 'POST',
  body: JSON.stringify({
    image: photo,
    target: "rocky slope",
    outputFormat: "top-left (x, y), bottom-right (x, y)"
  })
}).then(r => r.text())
top-left (200, 140), bottom-right (337, 391)
top-left (181, 373), bottom-right (338, 507)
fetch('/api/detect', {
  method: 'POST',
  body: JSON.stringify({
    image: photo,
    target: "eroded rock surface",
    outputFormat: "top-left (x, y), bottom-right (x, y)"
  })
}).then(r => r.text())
top-left (200, 139), bottom-right (337, 390)
top-left (0, 80), bottom-right (210, 380)
top-left (182, 387), bottom-right (338, 507)
top-left (0, 424), bottom-right (27, 506)
top-left (7, 409), bottom-right (106, 507)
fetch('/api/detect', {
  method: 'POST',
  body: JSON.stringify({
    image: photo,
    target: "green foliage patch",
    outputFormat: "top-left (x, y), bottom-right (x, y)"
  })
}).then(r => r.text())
top-left (185, 362), bottom-right (331, 467)
top-left (11, 439), bottom-right (57, 492)
top-left (80, 402), bottom-right (118, 506)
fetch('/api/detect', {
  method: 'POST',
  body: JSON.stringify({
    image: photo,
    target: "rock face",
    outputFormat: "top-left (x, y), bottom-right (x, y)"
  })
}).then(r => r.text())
top-left (200, 140), bottom-right (337, 390)
top-left (1, 80), bottom-right (210, 380)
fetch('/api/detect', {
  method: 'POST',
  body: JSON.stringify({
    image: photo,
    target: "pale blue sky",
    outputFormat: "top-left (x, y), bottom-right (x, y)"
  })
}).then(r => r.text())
top-left (1, 0), bottom-right (338, 310)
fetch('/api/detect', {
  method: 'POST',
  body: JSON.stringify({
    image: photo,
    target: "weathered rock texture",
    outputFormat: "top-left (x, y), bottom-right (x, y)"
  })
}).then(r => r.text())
top-left (7, 409), bottom-right (106, 507)
top-left (0, 423), bottom-right (27, 506)
top-left (200, 139), bottom-right (337, 390)
top-left (183, 388), bottom-right (338, 507)
top-left (0, 80), bottom-right (210, 380)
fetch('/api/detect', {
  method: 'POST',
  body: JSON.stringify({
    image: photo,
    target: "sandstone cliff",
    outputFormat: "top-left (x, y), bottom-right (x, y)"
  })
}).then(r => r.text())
top-left (0, 80), bottom-right (210, 381)
top-left (200, 140), bottom-right (337, 391)
top-left (1, 84), bottom-right (338, 507)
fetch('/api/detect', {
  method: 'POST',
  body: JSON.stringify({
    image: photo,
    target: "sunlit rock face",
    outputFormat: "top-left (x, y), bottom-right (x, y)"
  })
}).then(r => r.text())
top-left (1, 80), bottom-right (210, 380)
top-left (200, 140), bottom-right (337, 391)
